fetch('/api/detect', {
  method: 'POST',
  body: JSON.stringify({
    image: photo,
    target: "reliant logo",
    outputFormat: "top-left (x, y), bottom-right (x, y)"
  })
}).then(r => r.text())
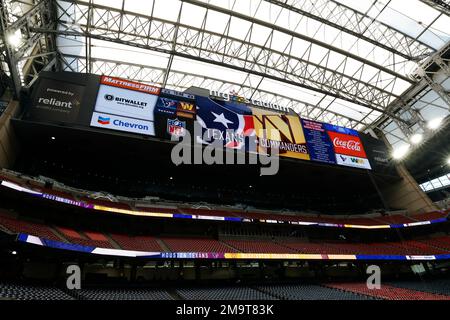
top-left (38, 97), bottom-right (73, 108)
top-left (333, 137), bottom-right (361, 152)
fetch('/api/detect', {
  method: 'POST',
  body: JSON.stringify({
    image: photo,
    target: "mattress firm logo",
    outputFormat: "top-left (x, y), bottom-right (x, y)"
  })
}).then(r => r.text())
top-left (28, 78), bottom-right (84, 123)
top-left (103, 93), bottom-right (148, 109)
top-left (209, 90), bottom-right (290, 113)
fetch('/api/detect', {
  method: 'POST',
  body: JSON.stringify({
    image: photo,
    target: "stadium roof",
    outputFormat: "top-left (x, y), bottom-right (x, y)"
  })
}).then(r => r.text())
top-left (1, 0), bottom-right (449, 142)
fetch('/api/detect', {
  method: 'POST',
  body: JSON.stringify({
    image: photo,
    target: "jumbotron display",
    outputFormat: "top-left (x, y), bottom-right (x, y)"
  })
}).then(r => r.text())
top-left (23, 72), bottom-right (391, 171)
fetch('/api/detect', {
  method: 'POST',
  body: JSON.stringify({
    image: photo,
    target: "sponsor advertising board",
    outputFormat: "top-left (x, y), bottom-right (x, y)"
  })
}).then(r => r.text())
top-left (359, 133), bottom-right (392, 173)
top-left (327, 129), bottom-right (371, 169)
top-left (90, 112), bottom-right (155, 136)
top-left (153, 90), bottom-right (196, 140)
top-left (90, 76), bottom-right (160, 136)
top-left (26, 78), bottom-right (85, 123)
top-left (95, 81), bottom-right (158, 121)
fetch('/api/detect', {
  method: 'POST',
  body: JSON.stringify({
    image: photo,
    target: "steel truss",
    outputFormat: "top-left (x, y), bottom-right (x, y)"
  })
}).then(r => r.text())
top-left (0, 0), bottom-right (58, 96)
top-left (35, 0), bottom-right (418, 113)
top-left (420, 0), bottom-right (450, 16)
top-left (264, 0), bottom-right (434, 61)
top-left (372, 41), bottom-right (450, 145)
top-left (1, 0), bottom-right (446, 135)
top-left (61, 54), bottom-right (367, 128)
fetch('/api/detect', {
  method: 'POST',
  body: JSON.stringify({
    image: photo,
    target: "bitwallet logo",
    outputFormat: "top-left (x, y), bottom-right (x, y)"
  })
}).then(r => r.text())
top-left (104, 94), bottom-right (114, 101)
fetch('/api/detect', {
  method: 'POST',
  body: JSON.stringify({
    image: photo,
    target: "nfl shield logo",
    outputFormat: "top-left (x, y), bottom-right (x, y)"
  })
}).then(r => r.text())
top-left (167, 118), bottom-right (186, 137)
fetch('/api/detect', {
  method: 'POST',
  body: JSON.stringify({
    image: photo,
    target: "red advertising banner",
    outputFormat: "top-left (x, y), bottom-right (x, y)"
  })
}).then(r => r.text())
top-left (327, 131), bottom-right (367, 158)
top-left (100, 75), bottom-right (161, 95)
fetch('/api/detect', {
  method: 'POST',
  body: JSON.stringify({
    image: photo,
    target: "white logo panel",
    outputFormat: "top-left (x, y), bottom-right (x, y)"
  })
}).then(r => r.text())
top-left (95, 84), bottom-right (158, 121)
top-left (336, 153), bottom-right (372, 169)
top-left (90, 112), bottom-right (155, 136)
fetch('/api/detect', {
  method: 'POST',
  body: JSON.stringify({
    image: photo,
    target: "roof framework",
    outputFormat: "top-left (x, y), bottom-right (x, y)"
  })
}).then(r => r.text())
top-left (0, 0), bottom-right (449, 138)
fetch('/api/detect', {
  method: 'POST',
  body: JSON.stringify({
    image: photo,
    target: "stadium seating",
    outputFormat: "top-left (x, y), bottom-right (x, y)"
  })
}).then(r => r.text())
top-left (388, 279), bottom-right (450, 297)
top-left (110, 234), bottom-right (164, 252)
top-left (0, 281), bottom-right (449, 300)
top-left (77, 288), bottom-right (174, 300)
top-left (0, 213), bottom-right (62, 241)
top-left (223, 240), bottom-right (296, 253)
top-left (2, 172), bottom-right (448, 227)
top-left (419, 236), bottom-right (450, 251)
top-left (176, 287), bottom-right (277, 300)
top-left (57, 227), bottom-right (113, 248)
top-left (161, 237), bottom-right (238, 253)
top-left (1, 212), bottom-right (449, 256)
top-left (256, 284), bottom-right (376, 300)
top-left (324, 283), bottom-right (450, 300)
top-left (373, 215), bottom-right (416, 224)
top-left (410, 211), bottom-right (448, 221)
top-left (0, 282), bottom-right (73, 300)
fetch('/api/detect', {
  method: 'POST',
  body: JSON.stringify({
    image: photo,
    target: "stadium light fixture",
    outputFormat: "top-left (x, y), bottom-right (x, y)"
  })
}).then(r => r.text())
top-left (7, 29), bottom-right (22, 48)
top-left (11, 251), bottom-right (17, 255)
top-left (427, 117), bottom-right (443, 130)
top-left (447, 156), bottom-right (450, 165)
top-left (410, 133), bottom-right (423, 144)
top-left (392, 144), bottom-right (410, 160)
top-left (51, 136), bottom-right (56, 140)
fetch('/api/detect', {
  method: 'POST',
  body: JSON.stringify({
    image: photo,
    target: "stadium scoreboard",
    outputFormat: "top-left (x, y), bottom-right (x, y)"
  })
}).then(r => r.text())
top-left (22, 71), bottom-right (392, 172)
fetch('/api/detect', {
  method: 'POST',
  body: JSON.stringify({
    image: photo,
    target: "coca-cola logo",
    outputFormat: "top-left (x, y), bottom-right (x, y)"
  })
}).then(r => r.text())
top-left (333, 137), bottom-right (361, 151)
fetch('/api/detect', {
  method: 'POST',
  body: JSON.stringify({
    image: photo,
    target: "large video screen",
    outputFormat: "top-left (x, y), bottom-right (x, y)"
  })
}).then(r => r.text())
top-left (25, 73), bottom-right (390, 172)
top-left (192, 96), bottom-right (370, 168)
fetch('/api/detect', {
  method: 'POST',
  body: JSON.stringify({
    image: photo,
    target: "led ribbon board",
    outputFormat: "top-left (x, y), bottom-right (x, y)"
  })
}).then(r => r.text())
top-left (17, 234), bottom-right (450, 261)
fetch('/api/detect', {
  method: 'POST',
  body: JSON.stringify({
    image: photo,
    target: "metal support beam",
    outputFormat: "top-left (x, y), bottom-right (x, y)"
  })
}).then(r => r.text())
top-left (420, 0), bottom-right (450, 17)
top-left (414, 41), bottom-right (450, 109)
top-left (0, 0), bottom-right (58, 95)
top-left (59, 54), bottom-right (412, 128)
top-left (183, 0), bottom-right (413, 82)
top-left (0, 0), bottom-right (22, 97)
top-left (263, 0), bottom-right (434, 60)
top-left (40, 0), bottom-right (413, 114)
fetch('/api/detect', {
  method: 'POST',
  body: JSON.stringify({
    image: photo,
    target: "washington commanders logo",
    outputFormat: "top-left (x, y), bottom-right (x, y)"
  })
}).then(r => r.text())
top-left (178, 102), bottom-right (195, 112)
